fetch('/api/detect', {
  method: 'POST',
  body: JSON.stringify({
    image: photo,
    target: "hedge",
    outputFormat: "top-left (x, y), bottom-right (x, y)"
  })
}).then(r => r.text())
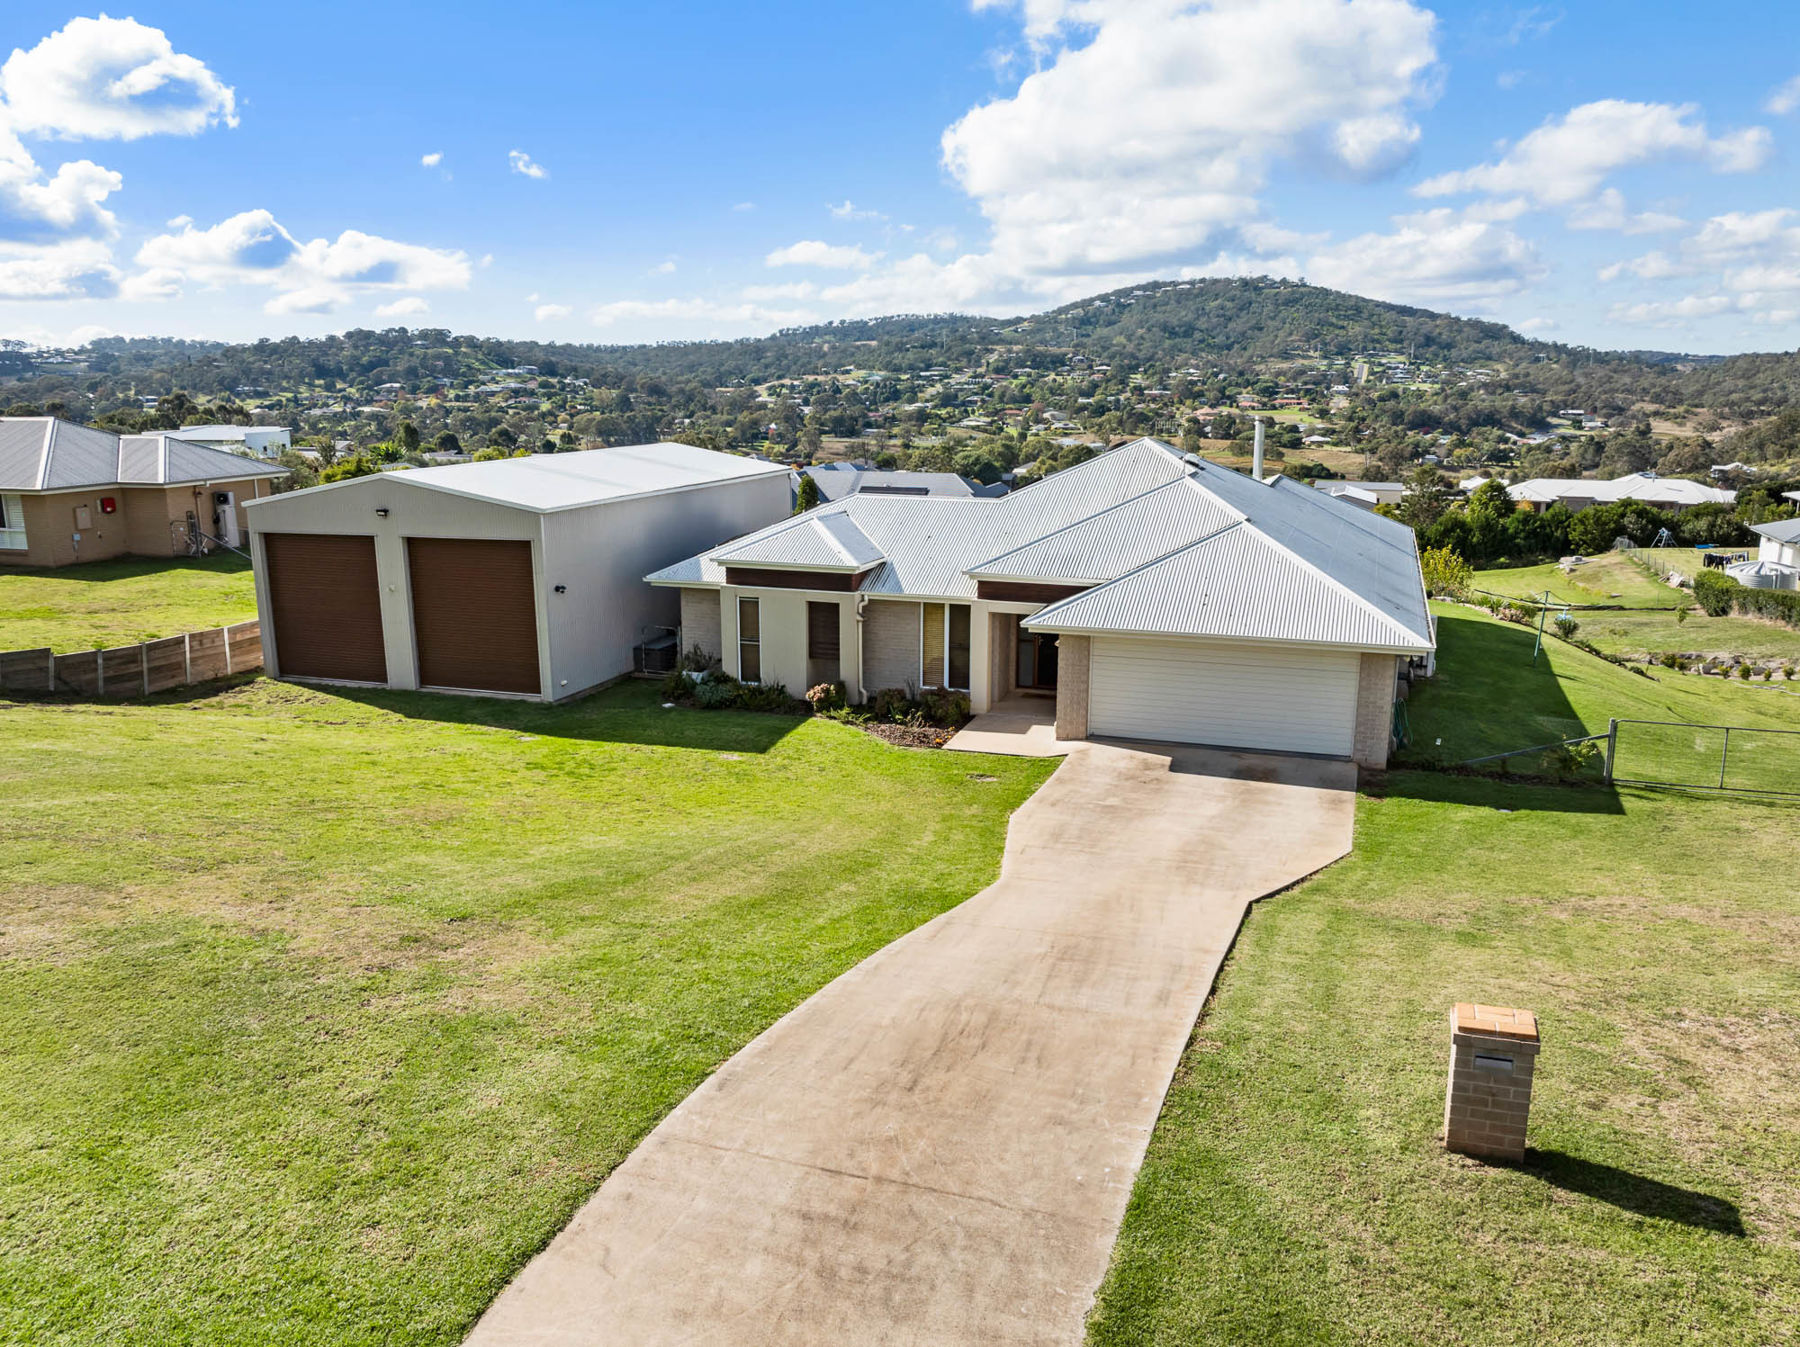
top-left (1693, 568), bottom-right (1800, 627)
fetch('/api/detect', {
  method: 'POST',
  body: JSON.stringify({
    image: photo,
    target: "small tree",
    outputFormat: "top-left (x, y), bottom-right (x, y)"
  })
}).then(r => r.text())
top-left (1419, 545), bottom-right (1473, 599)
top-left (793, 473), bottom-right (821, 514)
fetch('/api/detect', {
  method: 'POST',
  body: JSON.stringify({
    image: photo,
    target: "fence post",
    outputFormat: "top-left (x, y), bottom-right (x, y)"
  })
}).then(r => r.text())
top-left (1719, 726), bottom-right (1731, 791)
top-left (183, 632), bottom-right (192, 684)
top-left (223, 625), bottom-right (233, 676)
top-left (96, 647), bottom-right (105, 698)
top-left (1604, 719), bottom-right (1618, 783)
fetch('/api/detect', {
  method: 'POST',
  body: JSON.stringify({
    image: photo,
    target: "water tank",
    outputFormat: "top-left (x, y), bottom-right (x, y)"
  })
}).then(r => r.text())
top-left (1725, 559), bottom-right (1800, 590)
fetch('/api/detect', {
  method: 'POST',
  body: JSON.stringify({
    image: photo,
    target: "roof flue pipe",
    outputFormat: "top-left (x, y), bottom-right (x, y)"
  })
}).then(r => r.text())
top-left (1252, 417), bottom-right (1265, 481)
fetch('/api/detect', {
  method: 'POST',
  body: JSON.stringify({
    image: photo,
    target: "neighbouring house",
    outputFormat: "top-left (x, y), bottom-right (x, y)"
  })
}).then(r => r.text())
top-left (797, 463), bottom-right (1007, 503)
top-left (176, 424), bottom-right (293, 459)
top-left (245, 442), bottom-right (790, 700)
top-left (1314, 480), bottom-right (1405, 510)
top-left (650, 437), bottom-right (1434, 768)
top-left (1509, 472), bottom-right (1736, 514)
top-left (1751, 518), bottom-right (1800, 575)
top-left (1458, 476), bottom-right (1493, 494)
top-left (0, 417), bottom-right (290, 569)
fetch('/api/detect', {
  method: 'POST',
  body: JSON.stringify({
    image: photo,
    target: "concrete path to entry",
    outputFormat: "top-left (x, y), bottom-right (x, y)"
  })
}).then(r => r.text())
top-left (467, 742), bottom-right (1357, 1347)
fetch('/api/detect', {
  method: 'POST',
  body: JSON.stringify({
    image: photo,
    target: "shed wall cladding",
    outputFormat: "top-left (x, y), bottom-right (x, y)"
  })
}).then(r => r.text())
top-left (1088, 637), bottom-right (1360, 757)
top-left (863, 599), bottom-right (921, 692)
top-left (263, 533), bottom-right (388, 683)
top-left (680, 588), bottom-right (723, 663)
top-left (407, 537), bottom-right (542, 694)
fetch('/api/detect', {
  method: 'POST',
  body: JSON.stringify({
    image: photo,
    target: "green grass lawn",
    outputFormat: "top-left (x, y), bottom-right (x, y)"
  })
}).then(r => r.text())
top-left (1474, 553), bottom-right (1683, 610)
top-left (0, 678), bottom-right (1054, 1345)
top-left (1087, 771), bottom-right (1800, 1346)
top-left (1405, 605), bottom-right (1800, 777)
top-left (1473, 554), bottom-right (1800, 663)
top-left (0, 553), bottom-right (259, 653)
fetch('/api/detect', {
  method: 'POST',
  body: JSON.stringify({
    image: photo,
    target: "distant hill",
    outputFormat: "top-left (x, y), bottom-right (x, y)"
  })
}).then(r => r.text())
top-left (18, 276), bottom-right (1798, 414)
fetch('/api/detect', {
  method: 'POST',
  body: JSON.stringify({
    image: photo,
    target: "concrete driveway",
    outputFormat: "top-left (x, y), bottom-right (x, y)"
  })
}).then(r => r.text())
top-left (467, 742), bottom-right (1356, 1346)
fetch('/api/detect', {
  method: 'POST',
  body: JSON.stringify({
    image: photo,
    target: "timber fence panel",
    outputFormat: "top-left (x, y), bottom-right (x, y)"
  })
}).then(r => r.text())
top-left (186, 627), bottom-right (229, 683)
top-left (98, 644), bottom-right (147, 697)
top-left (53, 650), bottom-right (99, 695)
top-left (0, 647), bottom-right (53, 693)
top-left (144, 636), bottom-right (189, 694)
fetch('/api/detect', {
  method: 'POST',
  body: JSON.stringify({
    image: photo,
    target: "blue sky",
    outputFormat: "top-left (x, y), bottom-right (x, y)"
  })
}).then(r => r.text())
top-left (1, 1), bottom-right (1798, 353)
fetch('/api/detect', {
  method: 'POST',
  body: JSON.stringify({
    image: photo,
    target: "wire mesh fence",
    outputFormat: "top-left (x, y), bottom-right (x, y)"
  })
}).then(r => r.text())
top-left (1611, 719), bottom-right (1800, 797)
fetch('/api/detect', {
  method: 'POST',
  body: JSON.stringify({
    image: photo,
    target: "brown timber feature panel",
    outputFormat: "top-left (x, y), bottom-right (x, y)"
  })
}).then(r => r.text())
top-left (974, 580), bottom-right (1090, 604)
top-left (724, 566), bottom-right (863, 592)
top-left (407, 537), bottom-right (541, 695)
top-left (263, 532), bottom-right (388, 684)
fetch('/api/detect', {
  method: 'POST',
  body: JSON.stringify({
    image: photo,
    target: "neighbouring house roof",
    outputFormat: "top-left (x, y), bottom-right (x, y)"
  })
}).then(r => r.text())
top-left (0, 418), bottom-right (290, 492)
top-left (651, 437), bottom-right (1433, 654)
top-left (1509, 472), bottom-right (1736, 508)
top-left (178, 424), bottom-right (289, 439)
top-left (798, 465), bottom-right (1001, 502)
top-left (1751, 518), bottom-right (1800, 544)
top-left (248, 441), bottom-right (788, 515)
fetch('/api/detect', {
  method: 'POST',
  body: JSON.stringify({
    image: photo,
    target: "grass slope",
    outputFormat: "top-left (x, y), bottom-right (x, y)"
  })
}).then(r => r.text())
top-left (0, 679), bottom-right (1054, 1345)
top-left (1405, 605), bottom-right (1800, 770)
top-left (1474, 555), bottom-right (1800, 663)
top-left (1087, 771), bottom-right (1800, 1347)
top-left (0, 554), bottom-right (258, 653)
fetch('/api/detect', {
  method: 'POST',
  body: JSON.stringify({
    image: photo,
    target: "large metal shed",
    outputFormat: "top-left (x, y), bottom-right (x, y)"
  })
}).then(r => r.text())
top-left (244, 444), bottom-right (791, 700)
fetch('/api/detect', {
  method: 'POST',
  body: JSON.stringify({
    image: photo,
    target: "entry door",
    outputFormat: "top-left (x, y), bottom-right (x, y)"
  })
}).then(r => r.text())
top-left (1088, 637), bottom-right (1359, 756)
top-left (262, 533), bottom-right (388, 683)
top-left (1017, 630), bottom-right (1059, 690)
top-left (406, 537), bottom-right (542, 694)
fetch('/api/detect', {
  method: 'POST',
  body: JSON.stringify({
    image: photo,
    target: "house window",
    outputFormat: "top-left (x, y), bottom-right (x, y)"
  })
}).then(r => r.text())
top-left (807, 600), bottom-right (840, 686)
top-left (0, 493), bottom-right (25, 551)
top-left (738, 597), bottom-right (761, 683)
top-left (920, 602), bottom-right (973, 690)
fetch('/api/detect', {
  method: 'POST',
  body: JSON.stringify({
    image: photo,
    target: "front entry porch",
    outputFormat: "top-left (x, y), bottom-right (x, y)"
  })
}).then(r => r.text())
top-left (944, 693), bottom-right (1080, 758)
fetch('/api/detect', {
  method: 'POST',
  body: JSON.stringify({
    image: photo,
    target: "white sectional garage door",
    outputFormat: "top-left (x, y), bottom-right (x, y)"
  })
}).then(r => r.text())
top-left (1088, 637), bottom-right (1360, 757)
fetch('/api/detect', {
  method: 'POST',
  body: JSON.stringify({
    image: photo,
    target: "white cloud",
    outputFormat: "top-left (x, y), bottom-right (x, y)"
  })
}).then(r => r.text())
top-left (589, 296), bottom-right (819, 333)
top-left (1516, 316), bottom-right (1557, 333)
top-left (730, 201), bottom-right (756, 212)
top-left (420, 151), bottom-right (443, 168)
top-left (1304, 207), bottom-right (1545, 307)
top-left (534, 302), bottom-right (572, 321)
top-left (828, 200), bottom-right (886, 221)
top-left (0, 237), bottom-right (119, 299)
top-left (1416, 100), bottom-right (1771, 209)
top-left (651, 258), bottom-right (677, 275)
top-left (942, 0), bottom-right (1439, 276)
top-left (508, 149), bottom-right (547, 179)
top-left (0, 139), bottom-right (122, 240)
top-left (1601, 209), bottom-right (1800, 329)
top-left (1766, 75), bottom-right (1800, 116)
top-left (765, 239), bottom-right (881, 270)
top-left (1566, 188), bottom-right (1683, 236)
top-left (374, 296), bottom-right (429, 318)
top-left (0, 16), bottom-right (236, 141)
top-left (131, 209), bottom-right (471, 314)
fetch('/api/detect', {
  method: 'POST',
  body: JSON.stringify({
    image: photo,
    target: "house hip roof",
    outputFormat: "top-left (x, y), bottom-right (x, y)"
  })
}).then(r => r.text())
top-left (650, 437), bottom-right (1434, 653)
top-left (0, 418), bottom-right (291, 492)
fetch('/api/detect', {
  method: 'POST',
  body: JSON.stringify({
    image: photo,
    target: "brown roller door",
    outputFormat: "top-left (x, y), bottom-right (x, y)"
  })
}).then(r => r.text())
top-left (263, 533), bottom-right (388, 683)
top-left (407, 537), bottom-right (541, 694)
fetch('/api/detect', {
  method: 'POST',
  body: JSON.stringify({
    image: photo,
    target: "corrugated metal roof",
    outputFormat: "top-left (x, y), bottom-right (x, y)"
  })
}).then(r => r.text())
top-left (970, 477), bottom-right (1242, 582)
top-left (0, 420), bottom-right (288, 491)
top-left (714, 511), bottom-right (885, 570)
top-left (392, 442), bottom-right (788, 512)
top-left (804, 466), bottom-right (978, 501)
top-left (1026, 523), bottom-right (1432, 651)
top-left (1752, 517), bottom-right (1800, 544)
top-left (1510, 473), bottom-right (1735, 507)
top-left (650, 438), bottom-right (1433, 652)
top-left (40, 420), bottom-right (119, 489)
top-left (0, 419), bottom-right (51, 490)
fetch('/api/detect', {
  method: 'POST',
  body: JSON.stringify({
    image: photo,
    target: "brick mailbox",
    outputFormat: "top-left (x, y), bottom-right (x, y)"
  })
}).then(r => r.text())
top-left (1444, 1003), bottom-right (1540, 1162)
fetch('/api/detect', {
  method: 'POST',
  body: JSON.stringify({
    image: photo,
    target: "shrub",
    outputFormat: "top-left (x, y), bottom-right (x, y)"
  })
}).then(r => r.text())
top-left (918, 688), bottom-right (973, 726)
top-left (1419, 545), bottom-right (1473, 600)
top-left (692, 679), bottom-right (740, 709)
top-left (805, 682), bottom-right (847, 712)
top-left (870, 687), bottom-right (913, 721)
top-left (1693, 568), bottom-right (1739, 617)
top-left (1738, 664), bottom-right (1753, 681)
top-left (677, 643), bottom-right (718, 673)
top-left (1553, 613), bottom-right (1579, 640)
top-left (1497, 605), bottom-right (1532, 625)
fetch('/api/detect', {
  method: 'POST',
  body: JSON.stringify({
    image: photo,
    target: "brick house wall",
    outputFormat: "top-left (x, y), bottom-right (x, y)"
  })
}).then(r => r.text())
top-left (1352, 652), bottom-right (1399, 770)
top-left (679, 588), bottom-right (722, 664)
top-left (1055, 634), bottom-right (1090, 740)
